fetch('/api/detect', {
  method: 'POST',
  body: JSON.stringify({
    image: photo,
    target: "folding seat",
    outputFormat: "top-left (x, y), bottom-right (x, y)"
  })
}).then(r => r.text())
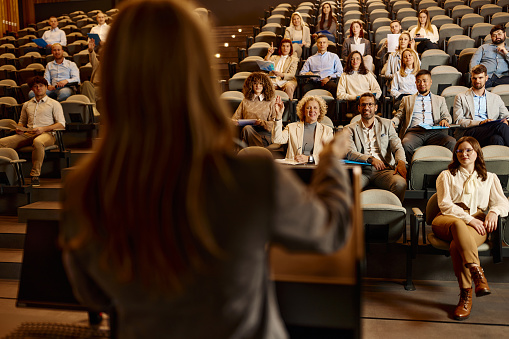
top-left (401, 17), bottom-right (418, 31)
top-left (0, 65), bottom-right (16, 81)
top-left (17, 63), bottom-right (45, 85)
top-left (0, 44), bottom-right (17, 56)
top-left (35, 21), bottom-right (49, 30)
top-left (370, 18), bottom-right (391, 35)
top-left (418, 0), bottom-right (438, 10)
top-left (451, 5), bottom-right (474, 25)
top-left (80, 23), bottom-right (97, 36)
top-left (456, 48), bottom-right (477, 82)
top-left (303, 88), bottom-right (336, 121)
top-left (491, 12), bottom-right (509, 26)
top-left (396, 8), bottom-right (417, 22)
top-left (72, 14), bottom-right (88, 23)
top-left (18, 52), bottom-right (44, 69)
top-left (220, 91), bottom-right (244, 115)
top-left (0, 79), bottom-right (19, 98)
top-left (490, 85), bottom-right (509, 107)
top-left (17, 35), bottom-right (37, 50)
top-left (441, 85), bottom-right (468, 116)
top-left (87, 10), bottom-right (101, 18)
top-left (76, 17), bottom-right (95, 29)
top-left (391, 0), bottom-right (412, 13)
top-left (431, 15), bottom-right (453, 30)
top-left (295, 5), bottom-right (314, 16)
top-left (482, 145), bottom-right (509, 192)
top-left (0, 53), bottom-right (17, 67)
top-left (261, 23), bottom-right (283, 36)
top-left (438, 23), bottom-right (464, 50)
top-left (343, 10), bottom-right (363, 23)
top-left (0, 96), bottom-right (22, 121)
top-left (444, 0), bottom-right (465, 16)
top-left (240, 55), bottom-right (265, 72)
top-left (18, 43), bottom-right (37, 56)
top-left (344, 4), bottom-right (362, 13)
top-left (61, 94), bottom-right (96, 125)
top-left (247, 42), bottom-right (270, 58)
top-left (105, 9), bottom-right (119, 16)
top-left (59, 18), bottom-right (73, 26)
top-left (420, 49), bottom-right (450, 71)
top-left (430, 65), bottom-right (462, 95)
top-left (72, 49), bottom-right (90, 68)
top-left (266, 14), bottom-right (287, 26)
top-left (369, 9), bottom-right (390, 23)
top-left (367, 2), bottom-right (387, 13)
top-left (470, 23), bottom-right (493, 47)
top-left (79, 63), bottom-right (93, 83)
top-left (69, 10), bottom-right (85, 18)
top-left (460, 13), bottom-right (485, 36)
top-left (480, 4), bottom-right (502, 22)
top-left (471, 0), bottom-right (491, 13)
top-left (0, 148), bottom-right (26, 187)
top-left (66, 32), bottom-right (87, 45)
top-left (271, 7), bottom-right (290, 17)
top-left (446, 35), bottom-right (475, 60)
top-left (17, 27), bottom-right (36, 38)
top-left (66, 40), bottom-right (87, 56)
top-left (254, 31), bottom-right (279, 46)
top-left (298, 13), bottom-right (314, 26)
top-left (0, 36), bottom-right (16, 46)
top-left (409, 145), bottom-right (452, 193)
top-left (426, 6), bottom-right (445, 18)
top-left (361, 189), bottom-right (416, 291)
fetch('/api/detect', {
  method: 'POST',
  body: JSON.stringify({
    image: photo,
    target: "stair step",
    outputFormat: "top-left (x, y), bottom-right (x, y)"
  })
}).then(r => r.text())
top-left (69, 148), bottom-right (94, 167)
top-left (18, 201), bottom-right (62, 223)
top-left (0, 216), bottom-right (26, 249)
top-left (0, 249), bottom-right (23, 280)
top-left (31, 182), bottom-right (62, 203)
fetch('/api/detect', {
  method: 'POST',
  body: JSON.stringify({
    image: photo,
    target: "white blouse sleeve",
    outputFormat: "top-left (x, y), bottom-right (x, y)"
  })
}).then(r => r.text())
top-left (436, 171), bottom-right (475, 224)
top-left (488, 173), bottom-right (509, 217)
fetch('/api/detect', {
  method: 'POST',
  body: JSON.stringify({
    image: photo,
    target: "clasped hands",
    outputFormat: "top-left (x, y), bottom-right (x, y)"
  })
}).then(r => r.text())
top-left (469, 211), bottom-right (498, 235)
top-left (371, 158), bottom-right (407, 179)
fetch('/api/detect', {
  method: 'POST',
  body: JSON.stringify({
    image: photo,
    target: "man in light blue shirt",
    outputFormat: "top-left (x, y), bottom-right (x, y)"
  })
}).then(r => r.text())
top-left (299, 35), bottom-right (343, 97)
top-left (453, 64), bottom-right (509, 145)
top-left (470, 25), bottom-right (509, 88)
top-left (29, 44), bottom-right (80, 102)
top-left (41, 16), bottom-right (67, 54)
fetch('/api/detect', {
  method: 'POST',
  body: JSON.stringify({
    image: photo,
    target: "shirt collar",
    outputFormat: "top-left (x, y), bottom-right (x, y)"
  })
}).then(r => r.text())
top-left (361, 118), bottom-right (376, 130)
top-left (50, 27), bottom-right (60, 32)
top-left (253, 94), bottom-right (264, 101)
top-left (417, 92), bottom-right (431, 98)
top-left (472, 89), bottom-right (486, 98)
top-left (32, 95), bottom-right (48, 104)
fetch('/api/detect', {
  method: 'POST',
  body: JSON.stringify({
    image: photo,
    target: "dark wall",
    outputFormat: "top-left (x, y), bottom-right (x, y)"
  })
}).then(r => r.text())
top-left (198, 0), bottom-right (301, 26)
top-left (35, 0), bottom-right (115, 23)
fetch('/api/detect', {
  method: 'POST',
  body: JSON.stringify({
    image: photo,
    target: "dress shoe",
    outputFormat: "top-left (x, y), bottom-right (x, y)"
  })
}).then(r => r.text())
top-left (469, 265), bottom-right (491, 297)
top-left (454, 288), bottom-right (472, 321)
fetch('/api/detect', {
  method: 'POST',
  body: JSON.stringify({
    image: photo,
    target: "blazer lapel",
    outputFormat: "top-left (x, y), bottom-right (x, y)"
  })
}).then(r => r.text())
top-left (355, 121), bottom-right (367, 152)
top-left (466, 89), bottom-right (475, 119)
top-left (283, 56), bottom-right (292, 74)
top-left (314, 122), bottom-right (323, 151)
top-left (406, 94), bottom-right (417, 130)
top-left (374, 119), bottom-right (384, 158)
top-left (297, 122), bottom-right (304, 154)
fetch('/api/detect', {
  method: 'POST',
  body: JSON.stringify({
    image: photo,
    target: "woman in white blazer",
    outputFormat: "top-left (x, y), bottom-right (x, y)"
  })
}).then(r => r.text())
top-left (272, 95), bottom-right (334, 164)
top-left (284, 11), bottom-right (311, 58)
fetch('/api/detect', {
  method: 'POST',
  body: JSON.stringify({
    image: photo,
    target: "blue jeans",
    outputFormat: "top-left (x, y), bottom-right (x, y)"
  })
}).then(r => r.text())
top-left (28, 87), bottom-right (73, 102)
top-left (485, 74), bottom-right (509, 88)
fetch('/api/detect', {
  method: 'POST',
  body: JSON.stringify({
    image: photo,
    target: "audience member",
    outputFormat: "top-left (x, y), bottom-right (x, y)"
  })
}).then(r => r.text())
top-left (313, 2), bottom-right (337, 42)
top-left (89, 11), bottom-right (110, 44)
top-left (392, 69), bottom-right (455, 162)
top-left (300, 34), bottom-right (343, 97)
top-left (284, 12), bottom-right (311, 58)
top-left (337, 51), bottom-right (381, 101)
top-left (60, 1), bottom-right (352, 338)
top-left (453, 65), bottom-right (509, 145)
top-left (377, 20), bottom-right (403, 60)
top-left (433, 136), bottom-right (509, 320)
top-left (40, 16), bottom-right (67, 54)
top-left (409, 9), bottom-right (439, 53)
top-left (344, 93), bottom-right (407, 202)
top-left (232, 72), bottom-right (284, 147)
top-left (0, 76), bottom-right (65, 186)
top-left (29, 44), bottom-right (79, 102)
top-left (470, 25), bottom-right (509, 88)
top-left (264, 39), bottom-right (298, 99)
top-left (80, 39), bottom-right (101, 109)
top-left (342, 20), bottom-right (373, 71)
top-left (271, 95), bottom-right (333, 164)
top-left (382, 32), bottom-right (417, 80)
top-left (390, 48), bottom-right (419, 110)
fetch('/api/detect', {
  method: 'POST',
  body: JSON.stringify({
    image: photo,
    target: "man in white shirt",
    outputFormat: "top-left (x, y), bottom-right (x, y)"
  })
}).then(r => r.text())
top-left (0, 76), bottom-right (65, 186)
top-left (89, 11), bottom-right (110, 45)
top-left (453, 64), bottom-right (509, 145)
top-left (393, 69), bottom-right (456, 162)
top-left (345, 93), bottom-right (407, 201)
top-left (41, 16), bottom-right (67, 54)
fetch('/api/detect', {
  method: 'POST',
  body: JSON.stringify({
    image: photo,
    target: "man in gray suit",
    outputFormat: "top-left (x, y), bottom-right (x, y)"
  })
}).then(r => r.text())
top-left (345, 93), bottom-right (407, 202)
top-left (453, 64), bottom-right (509, 146)
top-left (392, 69), bottom-right (456, 162)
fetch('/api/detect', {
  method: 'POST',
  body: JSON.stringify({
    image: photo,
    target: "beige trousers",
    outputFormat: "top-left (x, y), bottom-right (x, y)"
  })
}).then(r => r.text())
top-left (432, 211), bottom-right (487, 289)
top-left (0, 132), bottom-right (55, 177)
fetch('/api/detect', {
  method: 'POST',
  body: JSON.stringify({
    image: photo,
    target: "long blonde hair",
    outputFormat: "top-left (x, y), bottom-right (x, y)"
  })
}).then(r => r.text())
top-left (399, 48), bottom-right (420, 77)
top-left (63, 0), bottom-right (234, 292)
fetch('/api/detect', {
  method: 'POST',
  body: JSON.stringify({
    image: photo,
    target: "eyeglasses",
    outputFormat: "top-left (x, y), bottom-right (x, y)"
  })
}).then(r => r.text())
top-left (360, 103), bottom-right (375, 107)
top-left (455, 148), bottom-right (474, 154)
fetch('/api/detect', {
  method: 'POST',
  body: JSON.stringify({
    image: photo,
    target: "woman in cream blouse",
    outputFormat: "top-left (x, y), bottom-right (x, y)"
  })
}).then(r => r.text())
top-left (433, 136), bottom-right (509, 321)
top-left (409, 9), bottom-right (439, 53)
top-left (272, 95), bottom-right (333, 164)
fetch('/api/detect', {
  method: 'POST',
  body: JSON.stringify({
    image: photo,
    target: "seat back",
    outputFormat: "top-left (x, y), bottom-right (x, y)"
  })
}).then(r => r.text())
top-left (446, 35), bottom-right (475, 59)
top-left (410, 146), bottom-right (452, 190)
top-left (483, 145), bottom-right (509, 191)
top-left (61, 95), bottom-right (93, 124)
top-left (430, 65), bottom-right (462, 95)
top-left (490, 85), bottom-right (509, 107)
top-left (0, 148), bottom-right (21, 186)
top-left (420, 49), bottom-right (450, 71)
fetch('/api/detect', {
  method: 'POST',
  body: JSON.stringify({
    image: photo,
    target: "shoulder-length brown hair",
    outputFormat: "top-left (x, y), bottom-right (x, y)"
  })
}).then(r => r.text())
top-left (349, 20), bottom-right (364, 39)
top-left (278, 38), bottom-right (294, 56)
top-left (448, 136), bottom-right (487, 181)
top-left (62, 0), bottom-right (234, 292)
top-left (242, 72), bottom-right (275, 100)
top-left (418, 9), bottom-right (433, 35)
top-left (344, 50), bottom-right (368, 75)
top-left (296, 95), bottom-right (327, 122)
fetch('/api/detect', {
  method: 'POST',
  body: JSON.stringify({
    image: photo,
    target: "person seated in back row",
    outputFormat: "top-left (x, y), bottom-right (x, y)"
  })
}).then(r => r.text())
top-left (344, 93), bottom-right (407, 202)
top-left (392, 69), bottom-right (455, 162)
top-left (336, 51), bottom-right (381, 102)
top-left (453, 64), bottom-right (509, 146)
top-left (264, 39), bottom-right (298, 99)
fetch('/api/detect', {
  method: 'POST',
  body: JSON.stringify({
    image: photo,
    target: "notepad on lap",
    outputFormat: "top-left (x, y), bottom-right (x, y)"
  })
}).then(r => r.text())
top-left (33, 38), bottom-right (47, 48)
top-left (87, 33), bottom-right (101, 46)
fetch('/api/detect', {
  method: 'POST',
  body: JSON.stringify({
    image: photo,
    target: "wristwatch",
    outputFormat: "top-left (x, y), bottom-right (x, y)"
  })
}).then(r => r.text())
top-left (367, 156), bottom-right (374, 164)
top-left (308, 155), bottom-right (315, 164)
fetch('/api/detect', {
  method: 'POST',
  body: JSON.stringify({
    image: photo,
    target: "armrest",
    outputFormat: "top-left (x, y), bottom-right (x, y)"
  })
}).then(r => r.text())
top-left (53, 128), bottom-right (66, 152)
top-left (492, 215), bottom-right (503, 264)
top-left (412, 207), bottom-right (423, 217)
top-left (10, 159), bottom-right (27, 164)
top-left (266, 143), bottom-right (282, 151)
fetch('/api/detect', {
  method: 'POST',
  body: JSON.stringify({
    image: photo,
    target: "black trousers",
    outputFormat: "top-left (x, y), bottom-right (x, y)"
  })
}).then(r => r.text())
top-left (464, 121), bottom-right (509, 147)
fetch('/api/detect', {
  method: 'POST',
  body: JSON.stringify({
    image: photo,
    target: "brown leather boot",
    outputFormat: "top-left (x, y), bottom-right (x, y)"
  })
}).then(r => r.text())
top-left (469, 265), bottom-right (491, 297)
top-left (454, 288), bottom-right (472, 321)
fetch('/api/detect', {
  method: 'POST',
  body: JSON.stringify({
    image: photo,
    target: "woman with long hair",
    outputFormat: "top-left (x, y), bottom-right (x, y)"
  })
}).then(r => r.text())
top-left (284, 11), bottom-right (311, 58)
top-left (264, 39), bottom-right (298, 99)
top-left (341, 20), bottom-right (373, 71)
top-left (60, 0), bottom-right (352, 337)
top-left (272, 95), bottom-right (334, 164)
top-left (433, 137), bottom-right (509, 321)
top-left (337, 51), bottom-right (381, 101)
top-left (231, 72), bottom-right (283, 147)
top-left (409, 9), bottom-right (439, 53)
top-left (383, 32), bottom-right (418, 80)
top-left (390, 48), bottom-right (419, 109)
top-left (313, 2), bottom-right (337, 42)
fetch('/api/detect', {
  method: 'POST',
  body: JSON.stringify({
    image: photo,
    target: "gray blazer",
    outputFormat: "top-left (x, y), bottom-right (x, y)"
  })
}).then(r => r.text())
top-left (341, 37), bottom-right (371, 60)
top-left (453, 88), bottom-right (509, 138)
top-left (344, 116), bottom-right (407, 166)
top-left (392, 93), bottom-right (452, 139)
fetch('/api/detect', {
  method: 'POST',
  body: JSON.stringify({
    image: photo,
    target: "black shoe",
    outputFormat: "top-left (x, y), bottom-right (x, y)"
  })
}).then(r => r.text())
top-left (31, 176), bottom-right (40, 186)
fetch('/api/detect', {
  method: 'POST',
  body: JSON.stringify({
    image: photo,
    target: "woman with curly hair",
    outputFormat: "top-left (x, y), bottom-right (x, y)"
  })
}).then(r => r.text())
top-left (409, 9), bottom-right (439, 53)
top-left (433, 136), bottom-right (509, 321)
top-left (232, 72), bottom-right (284, 146)
top-left (272, 95), bottom-right (334, 164)
top-left (337, 51), bottom-right (381, 101)
top-left (341, 20), bottom-right (373, 71)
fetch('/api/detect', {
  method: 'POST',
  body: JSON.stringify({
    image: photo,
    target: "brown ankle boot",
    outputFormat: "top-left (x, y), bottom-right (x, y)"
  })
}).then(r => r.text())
top-left (469, 265), bottom-right (491, 297)
top-left (454, 288), bottom-right (472, 321)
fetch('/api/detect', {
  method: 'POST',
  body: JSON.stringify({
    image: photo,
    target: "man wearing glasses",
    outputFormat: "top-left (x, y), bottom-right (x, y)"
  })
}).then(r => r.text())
top-left (392, 69), bottom-right (455, 162)
top-left (345, 93), bottom-right (407, 202)
top-left (453, 64), bottom-right (509, 146)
